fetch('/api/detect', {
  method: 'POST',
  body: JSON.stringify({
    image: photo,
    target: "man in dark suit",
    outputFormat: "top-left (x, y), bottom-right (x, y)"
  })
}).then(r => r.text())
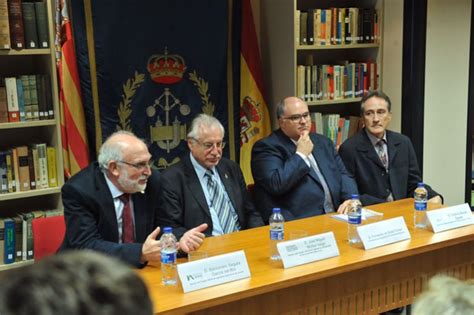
top-left (60, 131), bottom-right (207, 267)
top-left (339, 90), bottom-right (442, 207)
top-left (159, 114), bottom-right (264, 240)
top-left (251, 97), bottom-right (358, 222)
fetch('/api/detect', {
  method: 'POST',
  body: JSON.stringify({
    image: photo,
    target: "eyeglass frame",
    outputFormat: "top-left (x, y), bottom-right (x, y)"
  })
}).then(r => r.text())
top-left (117, 160), bottom-right (153, 170)
top-left (190, 138), bottom-right (226, 151)
top-left (281, 111), bottom-right (311, 122)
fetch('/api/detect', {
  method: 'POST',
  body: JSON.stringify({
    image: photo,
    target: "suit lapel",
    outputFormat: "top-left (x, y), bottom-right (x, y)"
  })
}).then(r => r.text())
top-left (357, 129), bottom-right (385, 170)
top-left (386, 131), bottom-right (400, 166)
top-left (183, 155), bottom-right (212, 219)
top-left (93, 167), bottom-right (119, 241)
top-left (131, 193), bottom-right (147, 242)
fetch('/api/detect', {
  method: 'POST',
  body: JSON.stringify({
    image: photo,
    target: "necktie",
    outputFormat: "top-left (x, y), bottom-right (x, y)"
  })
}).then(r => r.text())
top-left (307, 156), bottom-right (335, 213)
top-left (205, 171), bottom-right (240, 234)
top-left (375, 140), bottom-right (388, 170)
top-left (118, 194), bottom-right (135, 243)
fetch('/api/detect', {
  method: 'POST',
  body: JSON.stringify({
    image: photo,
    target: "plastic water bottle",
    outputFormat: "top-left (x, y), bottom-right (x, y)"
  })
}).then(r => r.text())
top-left (269, 208), bottom-right (284, 260)
top-left (160, 227), bottom-right (178, 286)
top-left (414, 182), bottom-right (428, 229)
top-left (347, 194), bottom-right (362, 245)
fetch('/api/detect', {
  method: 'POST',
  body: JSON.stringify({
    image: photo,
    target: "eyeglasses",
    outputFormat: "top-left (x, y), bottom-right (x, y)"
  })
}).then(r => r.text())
top-left (192, 139), bottom-right (226, 151)
top-left (282, 111), bottom-right (311, 122)
top-left (117, 160), bottom-right (152, 170)
top-left (363, 110), bottom-right (389, 119)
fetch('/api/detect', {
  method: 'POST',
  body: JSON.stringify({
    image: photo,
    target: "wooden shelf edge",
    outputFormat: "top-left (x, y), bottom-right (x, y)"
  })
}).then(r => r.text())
top-left (308, 97), bottom-right (362, 106)
top-left (0, 259), bottom-right (34, 271)
top-left (297, 43), bottom-right (380, 50)
top-left (0, 48), bottom-right (51, 56)
top-left (0, 187), bottom-right (61, 201)
top-left (0, 120), bottom-right (56, 129)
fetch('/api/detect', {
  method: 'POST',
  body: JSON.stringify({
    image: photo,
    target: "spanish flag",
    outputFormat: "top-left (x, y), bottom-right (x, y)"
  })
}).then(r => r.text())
top-left (56, 1), bottom-right (89, 178)
top-left (240, 0), bottom-right (271, 184)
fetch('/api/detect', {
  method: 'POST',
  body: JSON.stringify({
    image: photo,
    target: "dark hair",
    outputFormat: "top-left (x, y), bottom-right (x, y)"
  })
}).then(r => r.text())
top-left (360, 90), bottom-right (392, 115)
top-left (0, 250), bottom-right (153, 315)
top-left (276, 97), bottom-right (306, 119)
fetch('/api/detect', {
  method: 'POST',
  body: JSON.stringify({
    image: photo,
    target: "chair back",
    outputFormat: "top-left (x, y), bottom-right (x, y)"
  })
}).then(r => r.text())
top-left (32, 215), bottom-right (66, 260)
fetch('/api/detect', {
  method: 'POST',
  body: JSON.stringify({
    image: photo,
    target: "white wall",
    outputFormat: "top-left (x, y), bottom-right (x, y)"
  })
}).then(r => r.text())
top-left (381, 0), bottom-right (404, 133)
top-left (424, 0), bottom-right (471, 205)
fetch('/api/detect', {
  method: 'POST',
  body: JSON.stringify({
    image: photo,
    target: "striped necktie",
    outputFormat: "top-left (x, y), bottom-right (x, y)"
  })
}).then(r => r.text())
top-left (205, 170), bottom-right (240, 234)
top-left (375, 140), bottom-right (388, 170)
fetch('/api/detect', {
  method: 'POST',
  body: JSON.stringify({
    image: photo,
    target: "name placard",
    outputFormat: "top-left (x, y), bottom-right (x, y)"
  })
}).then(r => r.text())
top-left (277, 232), bottom-right (340, 269)
top-left (426, 203), bottom-right (474, 233)
top-left (358, 216), bottom-right (411, 250)
top-left (177, 250), bottom-right (250, 293)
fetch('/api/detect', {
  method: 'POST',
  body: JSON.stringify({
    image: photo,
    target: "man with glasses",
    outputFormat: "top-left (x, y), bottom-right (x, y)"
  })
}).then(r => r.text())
top-left (251, 96), bottom-right (357, 222)
top-left (158, 114), bottom-right (264, 241)
top-left (339, 90), bottom-right (442, 207)
top-left (60, 131), bottom-right (207, 267)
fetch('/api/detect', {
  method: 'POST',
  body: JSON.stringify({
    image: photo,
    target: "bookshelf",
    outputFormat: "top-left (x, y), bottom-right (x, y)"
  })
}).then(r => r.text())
top-left (0, 0), bottom-right (63, 268)
top-left (261, 0), bottom-right (383, 121)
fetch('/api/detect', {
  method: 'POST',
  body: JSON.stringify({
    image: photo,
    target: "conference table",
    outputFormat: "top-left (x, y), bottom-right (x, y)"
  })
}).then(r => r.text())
top-left (138, 199), bottom-right (474, 314)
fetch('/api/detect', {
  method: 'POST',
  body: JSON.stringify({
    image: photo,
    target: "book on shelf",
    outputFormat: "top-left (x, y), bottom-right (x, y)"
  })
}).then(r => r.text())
top-left (16, 145), bottom-right (30, 191)
top-left (46, 146), bottom-right (57, 187)
top-left (298, 7), bottom-right (379, 46)
top-left (4, 217), bottom-right (15, 264)
top-left (0, 77), bottom-right (8, 122)
top-left (7, 0), bottom-right (24, 50)
top-left (16, 77), bottom-right (26, 121)
top-left (0, 150), bottom-right (7, 193)
top-left (0, 218), bottom-right (4, 263)
top-left (0, 0), bottom-right (9, 49)
top-left (30, 145), bottom-right (40, 191)
top-left (19, 75), bottom-right (32, 120)
top-left (36, 74), bottom-right (52, 119)
top-left (5, 77), bottom-right (19, 122)
top-left (36, 142), bottom-right (48, 189)
top-left (27, 146), bottom-right (36, 190)
top-left (13, 214), bottom-right (22, 262)
top-left (21, 1), bottom-right (38, 49)
top-left (34, 1), bottom-right (48, 48)
top-left (5, 149), bottom-right (15, 192)
top-left (28, 74), bottom-right (39, 120)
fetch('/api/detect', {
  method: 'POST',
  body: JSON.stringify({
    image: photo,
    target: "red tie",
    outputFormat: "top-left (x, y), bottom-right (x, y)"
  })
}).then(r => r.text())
top-left (119, 194), bottom-right (135, 243)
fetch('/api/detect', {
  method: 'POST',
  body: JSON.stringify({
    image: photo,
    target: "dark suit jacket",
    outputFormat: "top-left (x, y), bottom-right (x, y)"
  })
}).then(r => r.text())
top-left (339, 129), bottom-right (441, 206)
top-left (60, 162), bottom-right (161, 267)
top-left (251, 129), bottom-right (358, 222)
top-left (158, 154), bottom-right (264, 240)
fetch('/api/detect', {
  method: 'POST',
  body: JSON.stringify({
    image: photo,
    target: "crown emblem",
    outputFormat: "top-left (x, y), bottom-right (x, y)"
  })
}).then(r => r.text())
top-left (147, 47), bottom-right (187, 84)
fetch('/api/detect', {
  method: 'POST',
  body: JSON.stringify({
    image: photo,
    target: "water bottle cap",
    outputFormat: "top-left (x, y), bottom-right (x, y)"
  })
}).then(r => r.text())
top-left (163, 227), bottom-right (172, 233)
top-left (272, 208), bottom-right (281, 213)
top-left (351, 194), bottom-right (359, 199)
top-left (417, 182), bottom-right (424, 187)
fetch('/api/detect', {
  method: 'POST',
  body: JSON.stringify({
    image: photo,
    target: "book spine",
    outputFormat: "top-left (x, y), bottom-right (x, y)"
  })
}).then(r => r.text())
top-left (7, 0), bottom-right (24, 50)
top-left (20, 75), bottom-right (32, 120)
top-left (46, 146), bottom-right (57, 187)
top-left (0, 218), bottom-right (4, 263)
top-left (27, 146), bottom-right (36, 190)
top-left (5, 149), bottom-right (15, 192)
top-left (5, 77), bottom-right (19, 122)
top-left (0, 0), bottom-right (10, 49)
top-left (0, 77), bottom-right (8, 122)
top-left (36, 143), bottom-right (48, 188)
top-left (21, 2), bottom-right (38, 49)
top-left (4, 218), bottom-right (15, 264)
top-left (13, 215), bottom-right (22, 262)
top-left (16, 145), bottom-right (30, 191)
top-left (34, 1), bottom-right (49, 48)
top-left (16, 77), bottom-right (26, 121)
top-left (29, 75), bottom-right (39, 120)
top-left (0, 151), bottom-right (7, 193)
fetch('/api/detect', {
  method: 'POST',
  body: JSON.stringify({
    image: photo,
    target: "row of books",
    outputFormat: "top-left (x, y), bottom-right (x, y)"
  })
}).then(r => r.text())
top-left (0, 209), bottom-right (62, 264)
top-left (310, 113), bottom-right (363, 147)
top-left (0, 74), bottom-right (54, 123)
top-left (0, 0), bottom-right (50, 50)
top-left (296, 7), bottom-right (380, 46)
top-left (0, 144), bottom-right (57, 194)
top-left (297, 61), bottom-right (378, 102)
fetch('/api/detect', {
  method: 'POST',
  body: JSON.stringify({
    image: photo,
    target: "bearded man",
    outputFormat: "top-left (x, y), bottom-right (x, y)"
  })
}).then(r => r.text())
top-left (60, 131), bottom-right (207, 267)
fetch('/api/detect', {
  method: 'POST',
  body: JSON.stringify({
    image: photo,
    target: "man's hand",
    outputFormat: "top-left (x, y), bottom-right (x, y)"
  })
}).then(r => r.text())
top-left (296, 131), bottom-right (314, 157)
top-left (179, 223), bottom-right (208, 253)
top-left (337, 199), bottom-right (354, 214)
top-left (428, 195), bottom-right (443, 205)
top-left (140, 226), bottom-right (162, 263)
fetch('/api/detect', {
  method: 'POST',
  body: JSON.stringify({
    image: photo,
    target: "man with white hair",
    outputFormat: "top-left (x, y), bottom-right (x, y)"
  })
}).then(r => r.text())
top-left (60, 131), bottom-right (207, 267)
top-left (159, 114), bottom-right (263, 241)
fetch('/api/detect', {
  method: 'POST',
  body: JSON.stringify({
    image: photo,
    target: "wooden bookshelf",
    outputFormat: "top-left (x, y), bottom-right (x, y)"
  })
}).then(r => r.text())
top-left (0, 0), bottom-right (63, 269)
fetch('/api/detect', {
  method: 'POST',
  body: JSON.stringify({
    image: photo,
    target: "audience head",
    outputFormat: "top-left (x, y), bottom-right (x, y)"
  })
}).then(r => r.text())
top-left (277, 96), bottom-right (311, 141)
top-left (187, 114), bottom-right (225, 169)
top-left (413, 275), bottom-right (474, 315)
top-left (98, 131), bottom-right (152, 193)
top-left (0, 250), bottom-right (153, 315)
top-left (360, 90), bottom-right (392, 139)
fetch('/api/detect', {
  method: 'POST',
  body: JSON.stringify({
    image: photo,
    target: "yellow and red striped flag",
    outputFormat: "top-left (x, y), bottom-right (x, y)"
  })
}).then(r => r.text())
top-left (239, 0), bottom-right (271, 184)
top-left (56, 1), bottom-right (89, 178)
